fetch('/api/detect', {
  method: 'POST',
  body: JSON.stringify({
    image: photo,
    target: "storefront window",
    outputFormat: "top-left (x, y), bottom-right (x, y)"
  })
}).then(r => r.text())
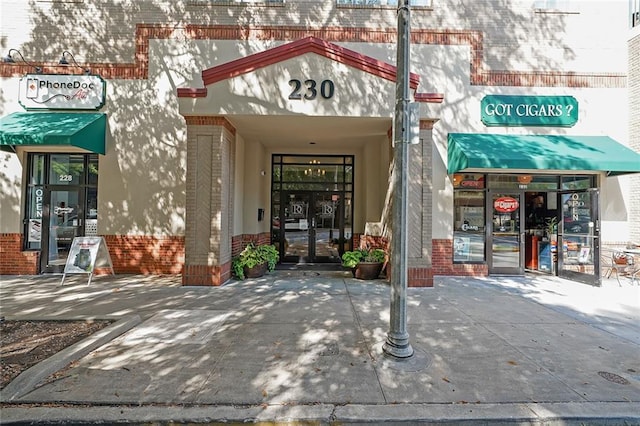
top-left (452, 173), bottom-right (484, 189)
top-left (561, 175), bottom-right (595, 190)
top-left (488, 174), bottom-right (559, 190)
top-left (29, 154), bottom-right (46, 185)
top-left (453, 190), bottom-right (485, 262)
top-left (49, 154), bottom-right (84, 186)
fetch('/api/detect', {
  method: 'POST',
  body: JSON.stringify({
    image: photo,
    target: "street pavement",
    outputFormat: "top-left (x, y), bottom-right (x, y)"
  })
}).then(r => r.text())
top-left (0, 271), bottom-right (639, 425)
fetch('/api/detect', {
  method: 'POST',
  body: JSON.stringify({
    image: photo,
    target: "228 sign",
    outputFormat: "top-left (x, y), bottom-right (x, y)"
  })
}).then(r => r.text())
top-left (288, 79), bottom-right (335, 100)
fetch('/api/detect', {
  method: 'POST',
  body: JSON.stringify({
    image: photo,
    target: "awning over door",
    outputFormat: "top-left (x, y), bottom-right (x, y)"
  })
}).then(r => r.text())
top-left (0, 112), bottom-right (106, 154)
top-left (447, 133), bottom-right (640, 176)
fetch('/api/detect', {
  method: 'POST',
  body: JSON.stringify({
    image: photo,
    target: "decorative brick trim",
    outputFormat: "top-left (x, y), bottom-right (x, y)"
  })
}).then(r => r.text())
top-left (415, 93), bottom-right (444, 103)
top-left (177, 88), bottom-right (208, 98)
top-left (0, 234), bottom-right (39, 275)
top-left (182, 262), bottom-right (230, 286)
top-left (0, 25), bottom-right (624, 88)
top-left (184, 116), bottom-right (236, 134)
top-left (102, 235), bottom-right (184, 274)
top-left (419, 120), bottom-right (438, 130)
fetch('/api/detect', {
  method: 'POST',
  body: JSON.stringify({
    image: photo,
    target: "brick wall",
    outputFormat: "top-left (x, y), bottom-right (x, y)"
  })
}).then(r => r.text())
top-left (231, 233), bottom-right (272, 257)
top-left (0, 234), bottom-right (39, 275)
top-left (0, 233), bottom-right (182, 276)
top-left (102, 235), bottom-right (184, 274)
top-left (432, 239), bottom-right (489, 277)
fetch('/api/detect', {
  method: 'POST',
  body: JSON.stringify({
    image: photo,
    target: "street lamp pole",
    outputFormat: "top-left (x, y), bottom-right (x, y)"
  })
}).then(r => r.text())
top-left (383, 0), bottom-right (414, 360)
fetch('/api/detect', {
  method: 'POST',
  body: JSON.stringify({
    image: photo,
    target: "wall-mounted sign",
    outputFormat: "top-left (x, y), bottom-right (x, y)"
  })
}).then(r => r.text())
top-left (481, 95), bottom-right (578, 127)
top-left (19, 74), bottom-right (106, 111)
top-left (494, 196), bottom-right (519, 213)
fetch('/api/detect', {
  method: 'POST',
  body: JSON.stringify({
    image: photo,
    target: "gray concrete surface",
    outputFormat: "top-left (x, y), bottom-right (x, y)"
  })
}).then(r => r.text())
top-left (0, 271), bottom-right (638, 425)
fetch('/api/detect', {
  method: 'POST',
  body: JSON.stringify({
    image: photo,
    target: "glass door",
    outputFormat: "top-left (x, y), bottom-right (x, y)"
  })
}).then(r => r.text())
top-left (271, 155), bottom-right (354, 265)
top-left (311, 192), bottom-right (344, 262)
top-left (278, 192), bottom-right (344, 263)
top-left (488, 191), bottom-right (524, 275)
top-left (41, 188), bottom-right (84, 272)
top-left (558, 189), bottom-right (600, 285)
top-left (281, 192), bottom-right (311, 263)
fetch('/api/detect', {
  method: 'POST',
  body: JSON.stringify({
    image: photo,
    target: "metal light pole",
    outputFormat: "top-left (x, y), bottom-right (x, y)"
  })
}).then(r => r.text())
top-left (382, 0), bottom-right (414, 360)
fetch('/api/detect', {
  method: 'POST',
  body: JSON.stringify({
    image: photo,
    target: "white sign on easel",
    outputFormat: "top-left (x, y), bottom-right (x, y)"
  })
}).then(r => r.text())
top-left (60, 236), bottom-right (114, 286)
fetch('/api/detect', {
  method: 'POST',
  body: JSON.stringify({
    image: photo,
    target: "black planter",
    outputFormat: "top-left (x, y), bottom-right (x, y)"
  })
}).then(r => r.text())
top-left (244, 262), bottom-right (268, 278)
top-left (352, 262), bottom-right (384, 280)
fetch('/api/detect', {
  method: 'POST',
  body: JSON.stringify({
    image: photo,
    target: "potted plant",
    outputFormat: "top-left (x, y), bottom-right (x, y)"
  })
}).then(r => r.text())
top-left (341, 247), bottom-right (386, 280)
top-left (545, 217), bottom-right (558, 241)
top-left (232, 242), bottom-right (280, 280)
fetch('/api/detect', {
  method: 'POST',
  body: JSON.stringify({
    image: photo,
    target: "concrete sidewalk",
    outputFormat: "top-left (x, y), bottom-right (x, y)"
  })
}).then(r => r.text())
top-left (0, 272), bottom-right (639, 425)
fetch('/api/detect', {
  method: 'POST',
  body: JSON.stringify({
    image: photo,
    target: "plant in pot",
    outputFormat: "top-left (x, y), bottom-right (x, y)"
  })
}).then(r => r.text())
top-left (232, 242), bottom-right (280, 280)
top-left (341, 247), bottom-right (386, 280)
top-left (545, 217), bottom-right (558, 241)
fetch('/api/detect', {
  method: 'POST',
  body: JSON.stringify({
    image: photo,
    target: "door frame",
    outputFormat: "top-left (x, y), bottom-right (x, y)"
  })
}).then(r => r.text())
top-left (487, 190), bottom-right (525, 275)
top-left (40, 186), bottom-right (87, 273)
top-left (557, 188), bottom-right (601, 286)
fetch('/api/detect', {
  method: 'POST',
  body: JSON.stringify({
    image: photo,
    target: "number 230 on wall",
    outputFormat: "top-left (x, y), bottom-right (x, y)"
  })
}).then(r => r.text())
top-left (288, 79), bottom-right (335, 100)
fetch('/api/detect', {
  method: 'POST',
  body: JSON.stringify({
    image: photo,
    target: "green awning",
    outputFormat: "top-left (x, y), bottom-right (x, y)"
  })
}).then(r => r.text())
top-left (0, 112), bottom-right (106, 154)
top-left (448, 133), bottom-right (640, 176)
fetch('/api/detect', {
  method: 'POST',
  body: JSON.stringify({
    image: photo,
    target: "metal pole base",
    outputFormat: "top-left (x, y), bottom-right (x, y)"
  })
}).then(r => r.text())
top-left (379, 342), bottom-right (431, 372)
top-left (382, 334), bottom-right (414, 359)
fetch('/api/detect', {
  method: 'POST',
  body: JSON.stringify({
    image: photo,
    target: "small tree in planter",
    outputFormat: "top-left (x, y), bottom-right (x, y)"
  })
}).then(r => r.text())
top-left (341, 247), bottom-right (386, 280)
top-left (232, 243), bottom-right (280, 280)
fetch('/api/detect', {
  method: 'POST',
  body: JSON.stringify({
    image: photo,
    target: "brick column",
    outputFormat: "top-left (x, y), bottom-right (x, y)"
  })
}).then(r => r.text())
top-left (407, 120), bottom-right (436, 287)
top-left (182, 117), bottom-right (235, 286)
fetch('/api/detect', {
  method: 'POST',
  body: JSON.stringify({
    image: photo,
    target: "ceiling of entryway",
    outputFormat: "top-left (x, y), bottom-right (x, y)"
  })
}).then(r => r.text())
top-left (227, 115), bottom-right (392, 149)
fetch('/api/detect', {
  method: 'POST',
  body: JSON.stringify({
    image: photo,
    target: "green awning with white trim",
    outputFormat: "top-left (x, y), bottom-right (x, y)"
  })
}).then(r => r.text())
top-left (448, 133), bottom-right (640, 176)
top-left (0, 112), bottom-right (106, 154)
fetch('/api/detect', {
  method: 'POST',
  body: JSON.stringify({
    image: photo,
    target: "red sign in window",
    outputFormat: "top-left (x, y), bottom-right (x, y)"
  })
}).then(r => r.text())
top-left (494, 197), bottom-right (519, 213)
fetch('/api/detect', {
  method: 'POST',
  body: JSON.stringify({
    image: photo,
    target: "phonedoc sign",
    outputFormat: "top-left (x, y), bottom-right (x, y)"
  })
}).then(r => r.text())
top-left (481, 95), bottom-right (578, 127)
top-left (18, 74), bottom-right (106, 110)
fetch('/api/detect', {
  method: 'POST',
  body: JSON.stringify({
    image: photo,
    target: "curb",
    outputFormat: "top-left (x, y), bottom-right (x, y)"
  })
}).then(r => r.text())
top-left (0, 315), bottom-right (142, 401)
top-left (0, 402), bottom-right (639, 425)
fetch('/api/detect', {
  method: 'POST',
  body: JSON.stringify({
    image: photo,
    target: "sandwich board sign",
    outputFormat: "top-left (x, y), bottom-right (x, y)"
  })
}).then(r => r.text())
top-left (60, 236), bottom-right (114, 286)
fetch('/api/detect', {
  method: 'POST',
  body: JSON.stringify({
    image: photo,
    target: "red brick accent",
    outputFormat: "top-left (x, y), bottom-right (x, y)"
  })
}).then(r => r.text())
top-left (353, 234), bottom-right (387, 250)
top-left (432, 239), bottom-right (488, 277)
top-left (0, 25), bottom-right (624, 88)
top-left (184, 116), bottom-right (236, 135)
top-left (198, 36), bottom-right (420, 89)
top-left (182, 262), bottom-right (230, 286)
top-left (176, 88), bottom-right (208, 98)
top-left (0, 234), bottom-right (39, 275)
top-left (408, 267), bottom-right (434, 287)
top-left (415, 93), bottom-right (444, 103)
top-left (102, 235), bottom-right (184, 274)
top-left (232, 233), bottom-right (272, 257)
top-left (419, 119), bottom-right (438, 130)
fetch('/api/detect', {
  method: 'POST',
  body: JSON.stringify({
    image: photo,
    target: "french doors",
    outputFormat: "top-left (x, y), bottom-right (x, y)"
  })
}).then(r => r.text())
top-left (276, 191), bottom-right (346, 263)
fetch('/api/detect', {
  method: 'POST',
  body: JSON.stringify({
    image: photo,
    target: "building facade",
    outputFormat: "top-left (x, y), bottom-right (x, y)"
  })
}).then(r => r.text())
top-left (1, 0), bottom-right (639, 286)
